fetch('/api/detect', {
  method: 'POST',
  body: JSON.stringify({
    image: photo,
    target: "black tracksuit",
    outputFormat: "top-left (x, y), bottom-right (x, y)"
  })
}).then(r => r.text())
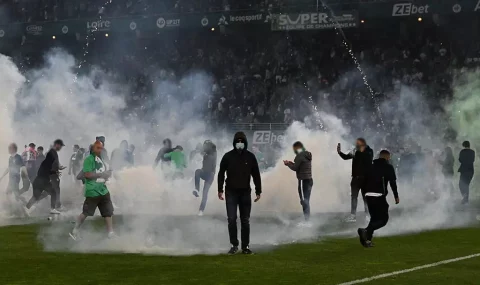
top-left (218, 132), bottom-right (262, 249)
top-left (195, 143), bottom-right (217, 212)
top-left (338, 146), bottom-right (373, 215)
top-left (365, 158), bottom-right (399, 241)
top-left (458, 148), bottom-right (475, 203)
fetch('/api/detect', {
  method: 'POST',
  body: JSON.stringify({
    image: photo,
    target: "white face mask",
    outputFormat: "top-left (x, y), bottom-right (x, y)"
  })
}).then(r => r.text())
top-left (235, 142), bottom-right (245, 150)
top-left (295, 148), bottom-right (303, 154)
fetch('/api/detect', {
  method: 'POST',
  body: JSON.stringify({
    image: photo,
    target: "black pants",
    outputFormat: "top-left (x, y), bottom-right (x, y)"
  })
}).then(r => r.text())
top-left (365, 196), bottom-right (389, 241)
top-left (351, 176), bottom-right (368, 215)
top-left (459, 172), bottom-right (474, 203)
top-left (226, 190), bottom-right (252, 249)
top-left (26, 166), bottom-right (37, 183)
top-left (28, 176), bottom-right (56, 209)
top-left (298, 179), bottom-right (313, 221)
top-left (195, 169), bottom-right (214, 212)
top-left (50, 174), bottom-right (61, 208)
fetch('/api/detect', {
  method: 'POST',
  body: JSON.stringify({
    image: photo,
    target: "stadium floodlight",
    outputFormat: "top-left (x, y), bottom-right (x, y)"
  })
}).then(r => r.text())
top-left (105, 33), bottom-right (109, 37)
top-left (52, 36), bottom-right (56, 39)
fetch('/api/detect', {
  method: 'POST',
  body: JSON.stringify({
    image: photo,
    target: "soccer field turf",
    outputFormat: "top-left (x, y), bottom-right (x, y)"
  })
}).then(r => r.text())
top-left (0, 224), bottom-right (479, 285)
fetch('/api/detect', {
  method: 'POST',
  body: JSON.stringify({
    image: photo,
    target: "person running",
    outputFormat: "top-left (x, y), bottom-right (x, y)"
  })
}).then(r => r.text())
top-left (358, 150), bottom-right (399, 248)
top-left (192, 140), bottom-right (217, 216)
top-left (164, 145), bottom-right (187, 179)
top-left (21, 143), bottom-right (37, 182)
top-left (68, 144), bottom-right (84, 182)
top-left (70, 141), bottom-right (115, 240)
top-left (25, 139), bottom-right (65, 215)
top-left (284, 141), bottom-right (313, 225)
top-left (153, 138), bottom-right (173, 169)
top-left (0, 143), bottom-right (28, 205)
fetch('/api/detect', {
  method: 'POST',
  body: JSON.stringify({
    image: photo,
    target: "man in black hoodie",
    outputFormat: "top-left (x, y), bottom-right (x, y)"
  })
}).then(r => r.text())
top-left (358, 150), bottom-right (399, 248)
top-left (458, 141), bottom-right (475, 204)
top-left (284, 141), bottom-right (313, 224)
top-left (218, 132), bottom-right (262, 255)
top-left (337, 138), bottom-right (373, 222)
top-left (193, 140), bottom-right (217, 216)
top-left (153, 138), bottom-right (173, 169)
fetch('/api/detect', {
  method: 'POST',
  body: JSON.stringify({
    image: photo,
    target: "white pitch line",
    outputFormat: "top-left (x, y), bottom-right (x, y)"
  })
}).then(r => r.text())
top-left (336, 253), bottom-right (480, 285)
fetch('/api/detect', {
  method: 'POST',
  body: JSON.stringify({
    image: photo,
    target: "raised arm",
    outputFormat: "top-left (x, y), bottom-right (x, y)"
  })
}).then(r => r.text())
top-left (338, 151), bottom-right (353, 160)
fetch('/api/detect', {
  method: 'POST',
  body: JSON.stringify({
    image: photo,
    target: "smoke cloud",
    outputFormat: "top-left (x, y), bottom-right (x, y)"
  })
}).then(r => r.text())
top-left (0, 49), bottom-right (477, 255)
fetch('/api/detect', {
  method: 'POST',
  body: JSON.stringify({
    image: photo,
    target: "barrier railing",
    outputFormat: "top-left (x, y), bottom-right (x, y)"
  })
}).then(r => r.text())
top-left (228, 123), bottom-right (289, 131)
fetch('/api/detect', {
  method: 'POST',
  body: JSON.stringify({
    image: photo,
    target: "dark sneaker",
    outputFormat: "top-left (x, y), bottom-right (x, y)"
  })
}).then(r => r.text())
top-left (192, 190), bottom-right (199, 198)
top-left (242, 247), bottom-right (253, 255)
top-left (357, 228), bottom-right (368, 248)
top-left (365, 240), bottom-right (374, 248)
top-left (227, 246), bottom-right (238, 255)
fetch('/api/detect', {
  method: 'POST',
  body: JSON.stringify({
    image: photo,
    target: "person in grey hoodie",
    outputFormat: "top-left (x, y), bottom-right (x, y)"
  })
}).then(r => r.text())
top-left (284, 141), bottom-right (313, 222)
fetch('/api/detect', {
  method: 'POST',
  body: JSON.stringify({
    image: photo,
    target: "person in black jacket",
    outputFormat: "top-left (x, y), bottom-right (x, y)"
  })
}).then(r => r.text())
top-left (358, 150), bottom-right (399, 248)
top-left (218, 132), bottom-right (262, 255)
top-left (153, 138), bottom-right (173, 169)
top-left (25, 139), bottom-right (65, 215)
top-left (192, 140), bottom-right (217, 216)
top-left (337, 138), bottom-right (373, 222)
top-left (458, 141), bottom-right (475, 204)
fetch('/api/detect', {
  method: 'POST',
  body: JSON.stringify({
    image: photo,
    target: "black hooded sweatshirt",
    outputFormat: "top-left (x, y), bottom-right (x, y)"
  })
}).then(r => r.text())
top-left (366, 158), bottom-right (399, 199)
top-left (37, 148), bottom-right (59, 179)
top-left (338, 146), bottom-right (374, 177)
top-left (218, 132), bottom-right (262, 195)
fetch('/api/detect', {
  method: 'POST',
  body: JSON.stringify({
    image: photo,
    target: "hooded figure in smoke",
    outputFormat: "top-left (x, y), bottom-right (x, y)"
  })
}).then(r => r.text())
top-left (218, 132), bottom-right (262, 255)
top-left (153, 138), bottom-right (173, 168)
top-left (68, 144), bottom-right (84, 181)
top-left (111, 140), bottom-right (132, 172)
top-left (193, 140), bottom-right (217, 216)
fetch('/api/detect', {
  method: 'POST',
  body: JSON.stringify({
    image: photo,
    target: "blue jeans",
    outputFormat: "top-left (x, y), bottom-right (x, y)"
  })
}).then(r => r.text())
top-left (298, 179), bottom-right (313, 221)
top-left (195, 169), bottom-right (214, 211)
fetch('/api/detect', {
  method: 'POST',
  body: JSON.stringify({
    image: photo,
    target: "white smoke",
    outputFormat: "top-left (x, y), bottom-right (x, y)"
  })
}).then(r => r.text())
top-left (0, 49), bottom-right (477, 255)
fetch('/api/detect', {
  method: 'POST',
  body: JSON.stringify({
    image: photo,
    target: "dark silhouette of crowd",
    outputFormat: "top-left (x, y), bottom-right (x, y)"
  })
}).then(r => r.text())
top-left (2, 1), bottom-right (480, 140)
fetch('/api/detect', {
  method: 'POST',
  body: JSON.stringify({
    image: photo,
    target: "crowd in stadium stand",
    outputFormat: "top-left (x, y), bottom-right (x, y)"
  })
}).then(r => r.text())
top-left (2, 0), bottom-right (287, 23)
top-left (2, 1), bottom-right (480, 143)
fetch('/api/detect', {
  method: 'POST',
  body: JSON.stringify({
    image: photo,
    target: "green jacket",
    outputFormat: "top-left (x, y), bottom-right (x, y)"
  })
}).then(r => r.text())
top-left (164, 150), bottom-right (187, 171)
